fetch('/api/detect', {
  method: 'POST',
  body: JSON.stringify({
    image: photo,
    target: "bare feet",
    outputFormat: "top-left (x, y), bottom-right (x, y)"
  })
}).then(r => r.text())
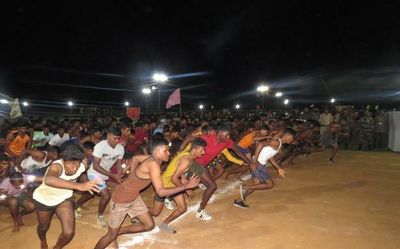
top-left (12, 223), bottom-right (19, 232)
top-left (17, 215), bottom-right (24, 226)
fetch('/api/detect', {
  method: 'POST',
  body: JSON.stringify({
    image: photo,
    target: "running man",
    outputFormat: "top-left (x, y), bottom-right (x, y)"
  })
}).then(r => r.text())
top-left (194, 123), bottom-right (253, 221)
top-left (77, 127), bottom-right (124, 226)
top-left (33, 144), bottom-right (100, 249)
top-left (149, 138), bottom-right (207, 234)
top-left (234, 128), bottom-right (295, 208)
top-left (94, 138), bottom-right (200, 249)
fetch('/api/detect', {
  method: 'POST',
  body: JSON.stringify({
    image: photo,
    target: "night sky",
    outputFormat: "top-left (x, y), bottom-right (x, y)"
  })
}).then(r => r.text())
top-left (1, 1), bottom-right (400, 113)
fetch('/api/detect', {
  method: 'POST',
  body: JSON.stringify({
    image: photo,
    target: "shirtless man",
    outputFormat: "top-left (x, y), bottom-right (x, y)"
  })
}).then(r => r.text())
top-left (94, 138), bottom-right (199, 249)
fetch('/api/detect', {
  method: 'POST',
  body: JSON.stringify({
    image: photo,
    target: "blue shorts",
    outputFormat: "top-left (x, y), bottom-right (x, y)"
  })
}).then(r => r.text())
top-left (237, 145), bottom-right (250, 154)
top-left (87, 172), bottom-right (108, 191)
top-left (251, 164), bottom-right (270, 182)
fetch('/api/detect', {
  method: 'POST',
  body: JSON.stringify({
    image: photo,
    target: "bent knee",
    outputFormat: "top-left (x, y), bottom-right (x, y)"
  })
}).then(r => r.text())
top-left (143, 221), bottom-right (155, 231)
top-left (178, 207), bottom-right (187, 214)
top-left (62, 230), bottom-right (75, 240)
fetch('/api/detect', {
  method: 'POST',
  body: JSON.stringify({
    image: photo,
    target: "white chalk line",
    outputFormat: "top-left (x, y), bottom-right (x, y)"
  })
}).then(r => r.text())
top-left (117, 174), bottom-right (252, 248)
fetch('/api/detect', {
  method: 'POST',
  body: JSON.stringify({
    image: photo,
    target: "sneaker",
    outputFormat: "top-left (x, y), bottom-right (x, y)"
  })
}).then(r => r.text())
top-left (164, 198), bottom-right (174, 210)
top-left (75, 207), bottom-right (82, 218)
top-left (97, 215), bottom-right (106, 227)
top-left (233, 199), bottom-right (249, 209)
top-left (328, 158), bottom-right (336, 164)
top-left (196, 209), bottom-right (212, 221)
top-left (198, 183), bottom-right (207, 190)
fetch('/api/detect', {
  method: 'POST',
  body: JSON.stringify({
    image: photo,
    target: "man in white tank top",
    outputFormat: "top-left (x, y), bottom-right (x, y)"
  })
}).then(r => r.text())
top-left (16, 147), bottom-right (60, 175)
top-left (234, 128), bottom-right (295, 209)
top-left (33, 144), bottom-right (100, 249)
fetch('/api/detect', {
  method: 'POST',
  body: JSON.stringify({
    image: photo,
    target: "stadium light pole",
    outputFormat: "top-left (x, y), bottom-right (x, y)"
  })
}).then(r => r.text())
top-left (142, 87), bottom-right (151, 114)
top-left (22, 101), bottom-right (29, 107)
top-left (153, 72), bottom-right (168, 114)
top-left (257, 84), bottom-right (269, 110)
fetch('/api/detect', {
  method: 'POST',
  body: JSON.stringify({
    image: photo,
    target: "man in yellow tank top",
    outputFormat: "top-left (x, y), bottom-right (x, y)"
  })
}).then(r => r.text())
top-left (149, 138), bottom-right (207, 234)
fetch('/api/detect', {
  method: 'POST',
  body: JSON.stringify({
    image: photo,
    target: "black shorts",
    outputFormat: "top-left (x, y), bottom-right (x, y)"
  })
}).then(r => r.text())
top-left (34, 196), bottom-right (75, 212)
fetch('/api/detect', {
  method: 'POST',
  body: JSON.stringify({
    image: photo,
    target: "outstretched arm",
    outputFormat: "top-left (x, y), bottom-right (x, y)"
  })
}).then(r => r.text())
top-left (148, 161), bottom-right (199, 197)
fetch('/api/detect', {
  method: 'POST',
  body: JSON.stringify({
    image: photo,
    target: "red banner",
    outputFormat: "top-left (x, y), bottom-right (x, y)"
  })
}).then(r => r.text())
top-left (126, 107), bottom-right (141, 120)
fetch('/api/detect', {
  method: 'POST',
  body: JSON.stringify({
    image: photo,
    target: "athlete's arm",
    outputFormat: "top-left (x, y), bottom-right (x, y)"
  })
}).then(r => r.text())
top-left (221, 149), bottom-right (244, 166)
top-left (44, 163), bottom-right (100, 193)
top-left (148, 161), bottom-right (199, 197)
top-left (267, 140), bottom-right (285, 178)
top-left (92, 156), bottom-right (120, 183)
top-left (171, 157), bottom-right (190, 187)
top-left (179, 133), bottom-right (194, 152)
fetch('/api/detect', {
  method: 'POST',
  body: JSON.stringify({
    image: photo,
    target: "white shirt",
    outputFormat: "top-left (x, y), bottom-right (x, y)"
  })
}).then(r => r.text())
top-left (33, 131), bottom-right (54, 147)
top-left (33, 159), bottom-right (86, 206)
top-left (48, 133), bottom-right (70, 147)
top-left (87, 140), bottom-right (124, 180)
top-left (319, 113), bottom-right (333, 126)
top-left (20, 152), bottom-right (52, 173)
top-left (257, 139), bottom-right (282, 165)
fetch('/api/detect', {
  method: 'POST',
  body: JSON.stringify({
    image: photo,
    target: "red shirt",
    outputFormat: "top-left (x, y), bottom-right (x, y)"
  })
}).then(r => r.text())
top-left (195, 133), bottom-right (234, 166)
top-left (134, 128), bottom-right (148, 144)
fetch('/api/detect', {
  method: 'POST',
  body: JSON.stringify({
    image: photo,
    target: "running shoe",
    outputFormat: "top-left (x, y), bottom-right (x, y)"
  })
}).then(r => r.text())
top-left (164, 198), bottom-right (174, 210)
top-left (75, 207), bottom-right (82, 218)
top-left (97, 215), bottom-right (106, 227)
top-left (198, 183), bottom-right (207, 190)
top-left (196, 209), bottom-right (212, 221)
top-left (233, 199), bottom-right (249, 209)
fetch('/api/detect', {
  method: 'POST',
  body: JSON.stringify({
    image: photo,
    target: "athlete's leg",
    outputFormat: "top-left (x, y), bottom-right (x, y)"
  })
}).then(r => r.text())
top-left (149, 197), bottom-right (164, 217)
top-left (17, 198), bottom-right (36, 225)
top-left (53, 200), bottom-right (76, 249)
top-left (163, 194), bottom-right (187, 224)
top-left (118, 211), bottom-right (155, 235)
top-left (36, 209), bottom-right (55, 249)
top-left (99, 188), bottom-right (111, 216)
top-left (199, 170), bottom-right (217, 211)
top-left (212, 163), bottom-right (225, 180)
top-left (4, 197), bottom-right (19, 232)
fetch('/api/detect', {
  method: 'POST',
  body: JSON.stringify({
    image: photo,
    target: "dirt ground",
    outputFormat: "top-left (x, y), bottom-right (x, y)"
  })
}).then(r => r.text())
top-left (1, 150), bottom-right (400, 249)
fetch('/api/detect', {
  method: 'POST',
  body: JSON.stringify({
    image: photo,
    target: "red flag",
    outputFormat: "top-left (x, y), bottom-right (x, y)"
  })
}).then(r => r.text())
top-left (166, 88), bottom-right (181, 109)
top-left (126, 107), bottom-right (141, 120)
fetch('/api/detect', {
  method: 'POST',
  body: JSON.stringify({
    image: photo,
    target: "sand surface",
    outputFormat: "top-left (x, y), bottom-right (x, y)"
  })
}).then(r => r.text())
top-left (1, 151), bottom-right (399, 249)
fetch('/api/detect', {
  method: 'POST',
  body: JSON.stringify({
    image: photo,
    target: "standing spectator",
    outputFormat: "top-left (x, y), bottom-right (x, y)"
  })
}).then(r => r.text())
top-left (358, 111), bottom-right (374, 150)
top-left (373, 110), bottom-right (387, 149)
top-left (319, 108), bottom-right (333, 138)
